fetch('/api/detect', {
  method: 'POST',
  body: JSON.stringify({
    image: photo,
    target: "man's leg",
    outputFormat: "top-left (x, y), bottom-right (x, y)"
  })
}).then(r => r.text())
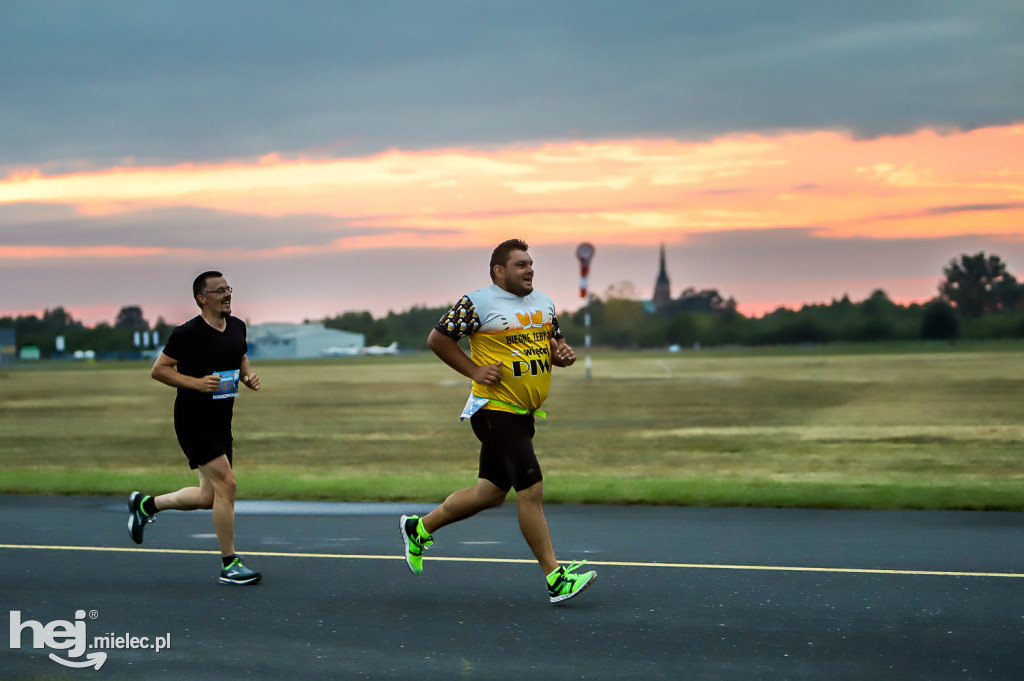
top-left (421, 478), bottom-right (507, 534)
top-left (401, 478), bottom-right (506, 575)
top-left (517, 480), bottom-right (598, 604)
top-left (188, 456), bottom-right (259, 584)
top-left (401, 411), bottom-right (515, 575)
top-left (151, 475), bottom-right (216, 512)
top-left (195, 455), bottom-right (237, 557)
top-left (130, 463), bottom-right (218, 544)
top-left (128, 458), bottom-right (231, 551)
top-left (519, 482), bottom-right (598, 603)
top-left (515, 481), bottom-right (558, 575)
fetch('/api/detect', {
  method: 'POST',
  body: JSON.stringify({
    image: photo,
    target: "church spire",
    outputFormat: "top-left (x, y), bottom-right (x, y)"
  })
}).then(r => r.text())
top-left (653, 243), bottom-right (671, 308)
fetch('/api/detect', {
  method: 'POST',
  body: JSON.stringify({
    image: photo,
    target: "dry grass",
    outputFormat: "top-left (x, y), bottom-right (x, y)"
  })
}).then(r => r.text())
top-left (2, 343), bottom-right (1022, 509)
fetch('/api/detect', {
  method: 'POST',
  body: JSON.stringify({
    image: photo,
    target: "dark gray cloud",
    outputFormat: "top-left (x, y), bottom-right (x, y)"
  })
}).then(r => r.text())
top-left (874, 202), bottom-right (1024, 221)
top-left (2, 0), bottom-right (1022, 169)
top-left (0, 203), bottom-right (451, 251)
top-left (922, 203), bottom-right (1024, 216)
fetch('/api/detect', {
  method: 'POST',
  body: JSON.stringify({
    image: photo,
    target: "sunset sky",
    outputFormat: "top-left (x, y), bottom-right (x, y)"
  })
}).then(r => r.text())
top-left (2, 1), bottom-right (1023, 326)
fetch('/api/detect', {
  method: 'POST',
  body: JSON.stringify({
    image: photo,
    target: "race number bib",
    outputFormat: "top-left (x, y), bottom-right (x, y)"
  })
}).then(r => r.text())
top-left (212, 369), bottom-right (240, 400)
top-left (460, 393), bottom-right (490, 421)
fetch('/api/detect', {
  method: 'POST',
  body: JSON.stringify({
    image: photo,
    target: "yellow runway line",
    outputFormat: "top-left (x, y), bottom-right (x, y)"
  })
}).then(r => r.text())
top-left (2, 543), bottom-right (1022, 578)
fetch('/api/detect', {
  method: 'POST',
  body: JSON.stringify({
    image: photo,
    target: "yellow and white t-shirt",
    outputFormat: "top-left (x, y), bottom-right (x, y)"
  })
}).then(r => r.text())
top-left (436, 284), bottom-right (563, 415)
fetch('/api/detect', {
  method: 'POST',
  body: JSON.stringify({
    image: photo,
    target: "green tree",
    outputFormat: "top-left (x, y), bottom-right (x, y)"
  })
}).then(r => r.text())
top-left (939, 253), bottom-right (1021, 317)
top-left (43, 307), bottom-right (80, 329)
top-left (321, 305), bottom-right (453, 349)
top-left (153, 317), bottom-right (174, 346)
top-left (596, 297), bottom-right (645, 348)
top-left (920, 301), bottom-right (959, 340)
top-left (861, 289), bottom-right (896, 316)
top-left (323, 310), bottom-right (376, 339)
top-left (114, 305), bottom-right (148, 330)
top-left (659, 287), bottom-right (738, 316)
top-left (853, 289), bottom-right (898, 341)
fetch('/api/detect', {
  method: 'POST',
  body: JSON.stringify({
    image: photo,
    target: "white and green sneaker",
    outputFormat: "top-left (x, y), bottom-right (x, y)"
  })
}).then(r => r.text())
top-left (547, 561), bottom-right (597, 604)
top-left (219, 557), bottom-right (261, 585)
top-left (400, 514), bottom-right (433, 575)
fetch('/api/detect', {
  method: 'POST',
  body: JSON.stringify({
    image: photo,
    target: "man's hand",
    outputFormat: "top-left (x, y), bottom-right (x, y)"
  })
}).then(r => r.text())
top-left (472, 361), bottom-right (503, 385)
top-left (428, 329), bottom-right (504, 385)
top-left (241, 373), bottom-right (261, 391)
top-left (551, 338), bottom-right (577, 367)
top-left (194, 375), bottom-right (222, 393)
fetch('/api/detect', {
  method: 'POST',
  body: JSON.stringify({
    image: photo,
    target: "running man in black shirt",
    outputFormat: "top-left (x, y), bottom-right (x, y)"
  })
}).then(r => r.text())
top-left (128, 271), bottom-right (262, 585)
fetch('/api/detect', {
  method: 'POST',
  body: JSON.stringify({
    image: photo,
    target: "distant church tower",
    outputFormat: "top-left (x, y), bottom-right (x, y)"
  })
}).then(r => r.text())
top-left (652, 244), bottom-right (671, 308)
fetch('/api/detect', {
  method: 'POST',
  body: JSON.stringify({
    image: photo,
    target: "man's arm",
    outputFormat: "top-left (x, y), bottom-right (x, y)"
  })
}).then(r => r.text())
top-left (240, 355), bottom-right (260, 390)
top-left (427, 329), bottom-right (502, 385)
top-left (151, 353), bottom-right (219, 393)
top-left (550, 336), bottom-right (577, 367)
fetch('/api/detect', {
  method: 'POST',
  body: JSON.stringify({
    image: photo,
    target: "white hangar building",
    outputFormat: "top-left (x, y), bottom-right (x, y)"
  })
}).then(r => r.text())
top-left (247, 323), bottom-right (364, 360)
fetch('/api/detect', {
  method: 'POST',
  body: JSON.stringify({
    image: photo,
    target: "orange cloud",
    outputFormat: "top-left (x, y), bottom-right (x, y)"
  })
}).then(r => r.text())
top-left (1, 124), bottom-right (1022, 259)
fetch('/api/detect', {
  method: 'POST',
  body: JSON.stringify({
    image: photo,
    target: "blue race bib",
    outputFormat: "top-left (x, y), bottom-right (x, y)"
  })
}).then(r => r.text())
top-left (212, 369), bottom-right (240, 399)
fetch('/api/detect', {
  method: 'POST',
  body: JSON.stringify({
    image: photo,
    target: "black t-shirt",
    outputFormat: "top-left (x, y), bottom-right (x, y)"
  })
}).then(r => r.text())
top-left (162, 315), bottom-right (248, 430)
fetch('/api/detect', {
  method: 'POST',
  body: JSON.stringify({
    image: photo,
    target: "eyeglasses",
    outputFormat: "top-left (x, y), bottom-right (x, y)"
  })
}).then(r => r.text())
top-left (202, 286), bottom-right (233, 296)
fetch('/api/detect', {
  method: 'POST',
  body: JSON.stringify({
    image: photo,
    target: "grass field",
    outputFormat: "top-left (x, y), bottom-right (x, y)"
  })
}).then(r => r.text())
top-left (1, 342), bottom-right (1022, 510)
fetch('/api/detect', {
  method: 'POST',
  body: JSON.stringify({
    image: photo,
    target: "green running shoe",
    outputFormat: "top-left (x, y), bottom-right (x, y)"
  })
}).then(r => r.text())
top-left (127, 491), bottom-right (154, 545)
top-left (219, 557), bottom-right (261, 585)
top-left (400, 514), bottom-right (433, 575)
top-left (547, 561), bottom-right (597, 604)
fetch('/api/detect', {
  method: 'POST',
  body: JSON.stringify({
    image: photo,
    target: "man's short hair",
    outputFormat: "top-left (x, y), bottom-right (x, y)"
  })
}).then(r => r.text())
top-left (192, 271), bottom-right (223, 304)
top-left (489, 239), bottom-right (529, 282)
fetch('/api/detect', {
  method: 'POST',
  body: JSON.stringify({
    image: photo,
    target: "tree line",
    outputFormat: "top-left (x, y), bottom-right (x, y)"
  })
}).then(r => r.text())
top-left (0, 306), bottom-right (174, 358)
top-left (321, 251), bottom-right (1024, 349)
top-left (3, 252), bottom-right (1022, 358)
top-left (557, 252), bottom-right (1023, 348)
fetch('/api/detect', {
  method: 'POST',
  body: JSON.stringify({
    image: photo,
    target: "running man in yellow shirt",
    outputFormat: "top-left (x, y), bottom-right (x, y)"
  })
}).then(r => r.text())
top-left (400, 238), bottom-right (597, 604)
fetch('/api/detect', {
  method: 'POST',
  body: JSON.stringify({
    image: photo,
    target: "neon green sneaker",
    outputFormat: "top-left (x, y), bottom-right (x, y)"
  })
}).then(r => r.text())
top-left (547, 561), bottom-right (597, 604)
top-left (400, 514), bottom-right (433, 575)
top-left (127, 491), bottom-right (154, 545)
top-left (219, 557), bottom-right (261, 585)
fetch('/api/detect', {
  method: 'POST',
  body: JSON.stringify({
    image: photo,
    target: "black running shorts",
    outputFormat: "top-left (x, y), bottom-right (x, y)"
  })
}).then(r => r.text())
top-left (470, 409), bottom-right (543, 492)
top-left (173, 395), bottom-right (234, 470)
top-left (174, 422), bottom-right (234, 470)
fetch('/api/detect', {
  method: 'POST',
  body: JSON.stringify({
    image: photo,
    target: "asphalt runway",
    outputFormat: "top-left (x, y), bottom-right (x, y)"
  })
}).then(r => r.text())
top-left (2, 494), bottom-right (1023, 681)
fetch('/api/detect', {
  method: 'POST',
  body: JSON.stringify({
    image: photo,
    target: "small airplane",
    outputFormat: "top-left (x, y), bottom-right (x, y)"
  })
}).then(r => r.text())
top-left (362, 341), bottom-right (399, 356)
top-left (321, 346), bottom-right (361, 357)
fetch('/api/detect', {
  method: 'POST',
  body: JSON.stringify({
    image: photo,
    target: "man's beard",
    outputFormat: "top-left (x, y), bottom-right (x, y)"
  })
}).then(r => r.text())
top-left (507, 282), bottom-right (532, 297)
